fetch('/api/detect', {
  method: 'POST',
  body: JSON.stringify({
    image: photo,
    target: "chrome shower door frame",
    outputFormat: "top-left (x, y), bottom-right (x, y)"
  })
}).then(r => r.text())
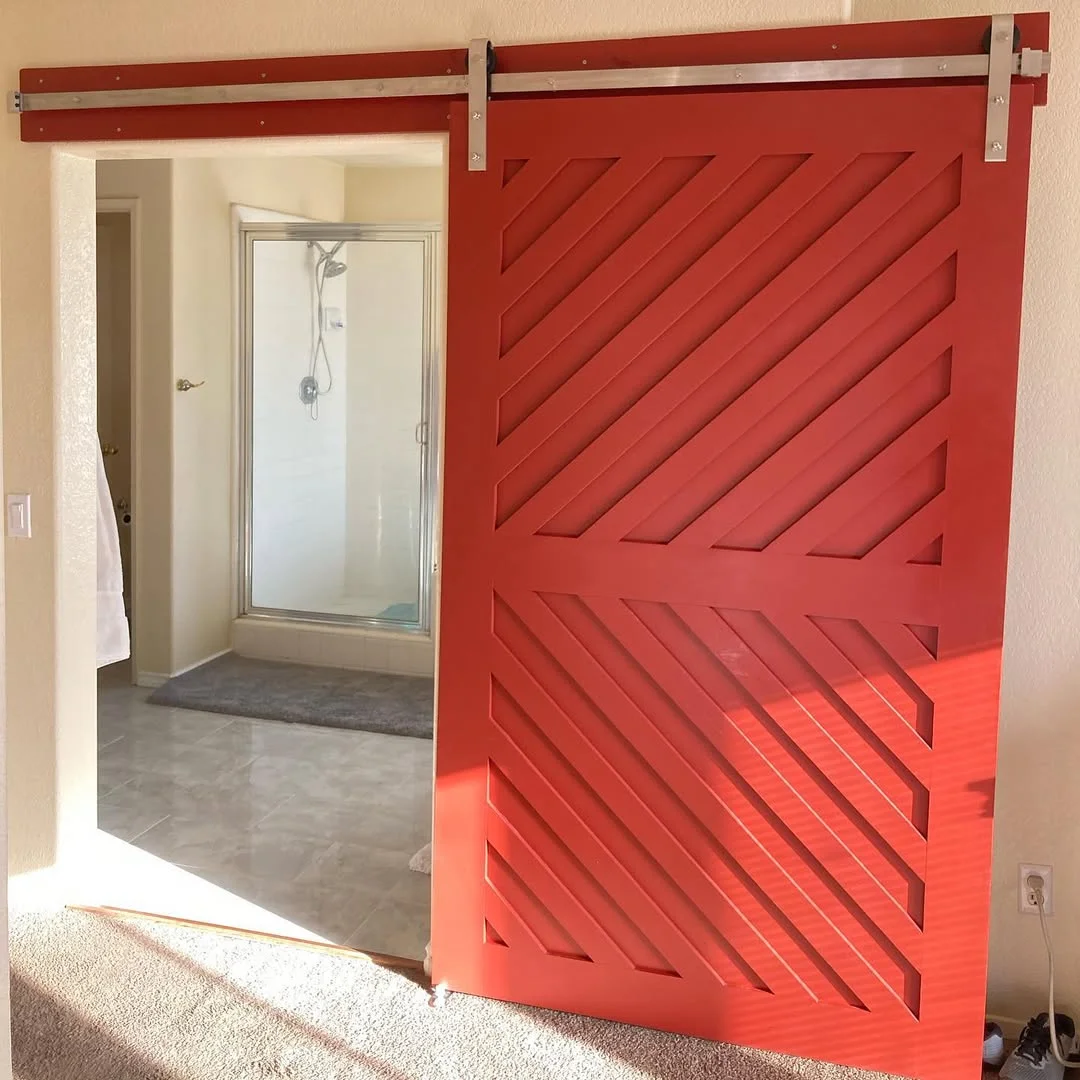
top-left (239, 221), bottom-right (441, 635)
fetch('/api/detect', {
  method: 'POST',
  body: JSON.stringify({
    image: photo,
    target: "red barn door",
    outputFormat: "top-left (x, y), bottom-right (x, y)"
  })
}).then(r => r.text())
top-left (433, 83), bottom-right (1033, 1080)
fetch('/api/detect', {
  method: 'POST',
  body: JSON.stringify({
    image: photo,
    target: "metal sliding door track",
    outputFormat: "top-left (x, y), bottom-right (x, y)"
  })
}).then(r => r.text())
top-left (8, 19), bottom-right (1051, 165)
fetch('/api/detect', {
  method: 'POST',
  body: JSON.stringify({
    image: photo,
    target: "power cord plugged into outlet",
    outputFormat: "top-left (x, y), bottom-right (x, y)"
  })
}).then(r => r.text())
top-left (1028, 871), bottom-right (1080, 1070)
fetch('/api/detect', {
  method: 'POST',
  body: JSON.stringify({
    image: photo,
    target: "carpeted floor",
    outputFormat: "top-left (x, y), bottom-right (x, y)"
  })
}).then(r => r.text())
top-left (8, 908), bottom-right (918, 1080)
top-left (149, 653), bottom-right (434, 739)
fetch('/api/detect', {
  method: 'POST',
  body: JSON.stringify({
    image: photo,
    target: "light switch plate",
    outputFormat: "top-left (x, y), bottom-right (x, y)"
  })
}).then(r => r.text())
top-left (6, 493), bottom-right (31, 538)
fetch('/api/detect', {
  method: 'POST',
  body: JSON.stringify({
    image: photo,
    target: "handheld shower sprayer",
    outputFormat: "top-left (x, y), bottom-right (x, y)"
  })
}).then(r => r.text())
top-left (302, 239), bottom-right (348, 418)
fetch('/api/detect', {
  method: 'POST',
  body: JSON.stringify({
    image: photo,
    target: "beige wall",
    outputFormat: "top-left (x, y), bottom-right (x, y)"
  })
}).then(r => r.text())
top-left (6, 1), bottom-right (837, 65)
top-left (854, 0), bottom-right (1080, 1032)
top-left (344, 165), bottom-right (444, 224)
top-left (96, 160), bottom-right (174, 678)
top-left (169, 156), bottom-right (344, 673)
top-left (0, 14), bottom-right (10, 1074)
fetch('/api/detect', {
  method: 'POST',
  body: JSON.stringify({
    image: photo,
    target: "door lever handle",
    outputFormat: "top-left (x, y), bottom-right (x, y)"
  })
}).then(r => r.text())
top-left (101, 442), bottom-right (120, 457)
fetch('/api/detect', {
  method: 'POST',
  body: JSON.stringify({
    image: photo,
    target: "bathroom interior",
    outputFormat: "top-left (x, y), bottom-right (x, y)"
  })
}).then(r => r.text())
top-left (95, 139), bottom-right (444, 960)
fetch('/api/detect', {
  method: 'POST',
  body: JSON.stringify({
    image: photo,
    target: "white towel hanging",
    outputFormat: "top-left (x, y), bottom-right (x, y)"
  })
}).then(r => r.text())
top-left (97, 440), bottom-right (130, 668)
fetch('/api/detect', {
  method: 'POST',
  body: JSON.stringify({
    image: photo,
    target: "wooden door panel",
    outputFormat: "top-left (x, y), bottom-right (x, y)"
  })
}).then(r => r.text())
top-left (434, 85), bottom-right (1034, 1080)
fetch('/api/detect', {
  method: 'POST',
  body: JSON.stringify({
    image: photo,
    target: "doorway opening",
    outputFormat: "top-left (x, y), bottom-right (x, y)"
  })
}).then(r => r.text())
top-left (92, 136), bottom-right (446, 962)
top-left (96, 204), bottom-right (135, 667)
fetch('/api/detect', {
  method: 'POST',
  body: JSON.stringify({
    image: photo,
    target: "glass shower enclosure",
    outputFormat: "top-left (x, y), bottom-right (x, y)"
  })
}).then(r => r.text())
top-left (239, 222), bottom-right (439, 633)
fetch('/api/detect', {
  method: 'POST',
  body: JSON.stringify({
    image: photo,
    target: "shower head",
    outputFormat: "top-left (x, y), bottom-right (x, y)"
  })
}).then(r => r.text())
top-left (308, 240), bottom-right (347, 278)
top-left (309, 240), bottom-right (344, 258)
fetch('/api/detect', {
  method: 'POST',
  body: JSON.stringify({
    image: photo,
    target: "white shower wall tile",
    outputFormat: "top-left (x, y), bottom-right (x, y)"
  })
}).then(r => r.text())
top-left (419, 640), bottom-right (436, 674)
top-left (363, 634), bottom-right (391, 672)
top-left (231, 619), bottom-right (259, 655)
top-left (344, 240), bottom-right (426, 606)
top-left (389, 638), bottom-right (435, 676)
top-left (278, 629), bottom-right (306, 664)
top-left (233, 618), bottom-right (434, 676)
top-left (321, 632), bottom-right (368, 670)
top-left (295, 626), bottom-right (337, 667)
top-left (386, 638), bottom-right (414, 676)
top-left (250, 241), bottom-right (348, 615)
top-left (233, 620), bottom-right (302, 664)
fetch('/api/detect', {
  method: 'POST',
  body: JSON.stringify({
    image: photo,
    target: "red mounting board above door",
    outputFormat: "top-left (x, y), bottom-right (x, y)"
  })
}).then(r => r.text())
top-left (18, 13), bottom-right (1049, 142)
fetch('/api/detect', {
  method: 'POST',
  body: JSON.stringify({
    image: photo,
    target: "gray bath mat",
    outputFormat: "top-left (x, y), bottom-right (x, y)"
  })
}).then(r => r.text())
top-left (149, 653), bottom-right (434, 739)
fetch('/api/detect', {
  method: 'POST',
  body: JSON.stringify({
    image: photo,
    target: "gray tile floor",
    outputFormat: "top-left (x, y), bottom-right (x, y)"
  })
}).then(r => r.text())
top-left (98, 665), bottom-right (432, 958)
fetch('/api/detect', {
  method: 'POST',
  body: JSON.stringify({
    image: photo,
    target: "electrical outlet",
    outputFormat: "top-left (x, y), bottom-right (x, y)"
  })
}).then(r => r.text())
top-left (1019, 862), bottom-right (1053, 915)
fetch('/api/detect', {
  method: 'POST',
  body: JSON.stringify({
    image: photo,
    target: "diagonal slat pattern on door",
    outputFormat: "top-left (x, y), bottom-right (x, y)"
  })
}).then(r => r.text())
top-left (481, 144), bottom-right (954, 1020)
top-left (496, 151), bottom-right (960, 535)
top-left (490, 584), bottom-right (926, 1013)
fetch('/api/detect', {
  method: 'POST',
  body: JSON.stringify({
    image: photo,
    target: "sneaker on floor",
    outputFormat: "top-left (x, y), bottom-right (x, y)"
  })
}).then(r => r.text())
top-left (1001, 1013), bottom-right (1077, 1080)
top-left (985, 1022), bottom-right (1006, 1068)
